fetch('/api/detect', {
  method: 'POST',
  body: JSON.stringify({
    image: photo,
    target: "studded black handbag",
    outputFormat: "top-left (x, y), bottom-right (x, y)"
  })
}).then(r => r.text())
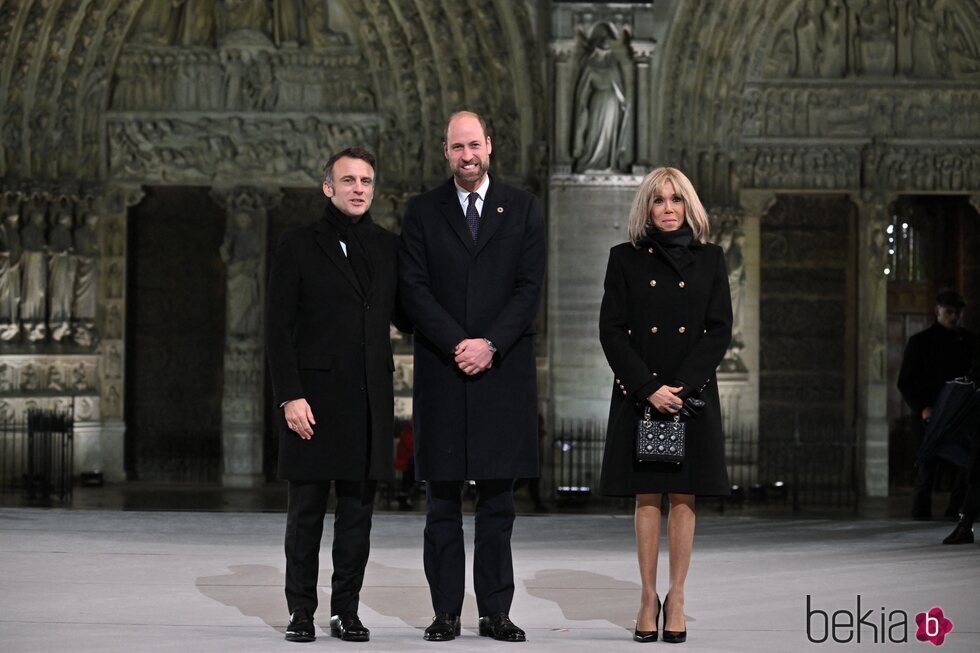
top-left (636, 406), bottom-right (685, 464)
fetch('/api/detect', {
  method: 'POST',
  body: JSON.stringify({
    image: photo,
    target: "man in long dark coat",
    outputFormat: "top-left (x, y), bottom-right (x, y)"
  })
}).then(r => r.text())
top-left (266, 147), bottom-right (404, 643)
top-left (898, 289), bottom-right (975, 520)
top-left (399, 111), bottom-right (545, 642)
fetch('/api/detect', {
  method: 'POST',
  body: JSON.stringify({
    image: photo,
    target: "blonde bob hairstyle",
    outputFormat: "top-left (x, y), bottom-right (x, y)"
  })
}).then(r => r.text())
top-left (627, 167), bottom-right (710, 247)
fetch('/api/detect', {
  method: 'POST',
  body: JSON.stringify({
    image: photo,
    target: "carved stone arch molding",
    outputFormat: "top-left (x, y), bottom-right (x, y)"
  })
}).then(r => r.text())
top-left (1, 1), bottom-right (547, 194)
top-left (657, 0), bottom-right (980, 202)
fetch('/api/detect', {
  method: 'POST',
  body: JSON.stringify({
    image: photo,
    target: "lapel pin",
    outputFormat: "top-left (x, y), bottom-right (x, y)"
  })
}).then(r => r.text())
top-left (496, 207), bottom-right (504, 213)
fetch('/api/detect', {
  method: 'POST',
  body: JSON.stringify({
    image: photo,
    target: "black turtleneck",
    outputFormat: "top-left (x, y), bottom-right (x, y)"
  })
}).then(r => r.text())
top-left (322, 200), bottom-right (373, 293)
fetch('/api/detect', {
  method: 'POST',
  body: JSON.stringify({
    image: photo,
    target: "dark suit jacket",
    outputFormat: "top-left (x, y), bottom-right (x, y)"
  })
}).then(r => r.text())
top-left (598, 239), bottom-right (732, 496)
top-left (398, 175), bottom-right (546, 480)
top-left (898, 321), bottom-right (975, 414)
top-left (266, 209), bottom-right (401, 481)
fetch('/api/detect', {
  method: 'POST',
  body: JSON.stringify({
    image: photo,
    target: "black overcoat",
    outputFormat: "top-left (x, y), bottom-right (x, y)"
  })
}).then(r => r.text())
top-left (399, 176), bottom-right (545, 481)
top-left (266, 210), bottom-right (400, 481)
top-left (598, 239), bottom-right (733, 496)
top-left (897, 322), bottom-right (975, 414)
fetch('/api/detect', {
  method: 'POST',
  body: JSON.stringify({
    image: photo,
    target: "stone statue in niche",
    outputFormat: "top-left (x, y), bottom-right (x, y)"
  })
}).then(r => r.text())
top-left (72, 212), bottom-right (99, 346)
top-left (105, 304), bottom-right (122, 339)
top-left (906, 0), bottom-right (943, 78)
top-left (941, 8), bottom-right (980, 75)
top-left (716, 216), bottom-right (747, 373)
top-left (181, 0), bottom-right (217, 46)
top-left (72, 362), bottom-right (89, 391)
top-left (794, 0), bottom-right (819, 77)
top-left (47, 364), bottom-right (63, 391)
top-left (571, 24), bottom-right (629, 173)
top-left (133, 0), bottom-right (187, 45)
top-left (217, 0), bottom-right (272, 40)
top-left (106, 219), bottom-right (124, 257)
top-left (0, 364), bottom-right (10, 392)
top-left (106, 262), bottom-right (123, 299)
top-left (22, 363), bottom-right (40, 391)
top-left (818, 0), bottom-right (846, 77)
top-left (853, 0), bottom-right (896, 76)
top-left (220, 211), bottom-right (262, 338)
top-left (0, 210), bottom-right (23, 340)
top-left (47, 211), bottom-right (76, 342)
top-left (107, 345), bottom-right (122, 378)
top-left (275, 0), bottom-right (303, 46)
top-left (20, 209), bottom-right (48, 342)
top-left (305, 0), bottom-right (349, 46)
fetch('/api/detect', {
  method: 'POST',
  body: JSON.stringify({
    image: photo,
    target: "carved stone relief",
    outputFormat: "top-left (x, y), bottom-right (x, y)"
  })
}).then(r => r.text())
top-left (711, 208), bottom-right (748, 373)
top-left (107, 114), bottom-right (380, 186)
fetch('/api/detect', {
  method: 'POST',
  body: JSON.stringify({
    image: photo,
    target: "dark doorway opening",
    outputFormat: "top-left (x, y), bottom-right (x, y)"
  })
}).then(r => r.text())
top-left (126, 186), bottom-right (226, 482)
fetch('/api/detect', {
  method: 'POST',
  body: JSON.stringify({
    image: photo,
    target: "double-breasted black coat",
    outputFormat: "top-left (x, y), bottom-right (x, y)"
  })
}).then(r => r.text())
top-left (399, 176), bottom-right (545, 481)
top-left (598, 239), bottom-right (733, 496)
top-left (266, 209), bottom-right (402, 482)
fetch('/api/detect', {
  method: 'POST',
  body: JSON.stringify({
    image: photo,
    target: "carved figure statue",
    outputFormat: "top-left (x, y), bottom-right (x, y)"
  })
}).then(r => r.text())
top-left (305, 0), bottom-right (348, 46)
top-left (818, 0), bottom-right (846, 77)
top-left (0, 211), bottom-right (23, 340)
top-left (47, 365), bottom-right (63, 391)
top-left (275, 0), bottom-right (303, 46)
top-left (794, 1), bottom-right (819, 77)
top-left (134, 0), bottom-right (188, 45)
top-left (218, 0), bottom-right (272, 37)
top-left (854, 0), bottom-right (897, 76)
top-left (181, 0), bottom-right (217, 46)
top-left (20, 210), bottom-right (48, 341)
top-left (72, 212), bottom-right (100, 346)
top-left (572, 25), bottom-right (628, 173)
top-left (907, 0), bottom-right (942, 78)
top-left (47, 211), bottom-right (76, 342)
top-left (22, 363), bottom-right (40, 391)
top-left (220, 211), bottom-right (262, 337)
top-left (941, 8), bottom-right (980, 75)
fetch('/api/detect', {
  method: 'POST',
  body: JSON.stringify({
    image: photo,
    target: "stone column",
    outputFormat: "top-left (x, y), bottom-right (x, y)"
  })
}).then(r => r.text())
top-left (724, 191), bottom-right (773, 485)
top-left (211, 186), bottom-right (281, 488)
top-left (93, 184), bottom-right (143, 482)
top-left (550, 38), bottom-right (577, 172)
top-left (630, 39), bottom-right (656, 172)
top-left (852, 191), bottom-right (894, 497)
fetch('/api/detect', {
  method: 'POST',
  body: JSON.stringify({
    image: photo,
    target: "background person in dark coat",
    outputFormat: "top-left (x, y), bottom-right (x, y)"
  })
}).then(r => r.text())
top-left (598, 167), bottom-right (732, 643)
top-left (898, 290), bottom-right (975, 520)
top-left (943, 334), bottom-right (980, 544)
top-left (266, 147), bottom-right (405, 643)
top-left (399, 111), bottom-right (545, 643)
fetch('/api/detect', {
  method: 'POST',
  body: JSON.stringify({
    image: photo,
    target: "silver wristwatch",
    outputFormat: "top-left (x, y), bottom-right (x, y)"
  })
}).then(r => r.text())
top-left (483, 338), bottom-right (497, 353)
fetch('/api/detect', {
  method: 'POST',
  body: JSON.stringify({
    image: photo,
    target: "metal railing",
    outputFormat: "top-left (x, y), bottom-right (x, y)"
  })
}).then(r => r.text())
top-left (0, 408), bottom-right (74, 504)
top-left (550, 414), bottom-right (859, 512)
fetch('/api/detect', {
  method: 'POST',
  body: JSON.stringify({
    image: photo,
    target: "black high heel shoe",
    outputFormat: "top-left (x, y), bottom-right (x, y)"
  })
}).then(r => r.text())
top-left (662, 593), bottom-right (687, 644)
top-left (633, 595), bottom-right (660, 642)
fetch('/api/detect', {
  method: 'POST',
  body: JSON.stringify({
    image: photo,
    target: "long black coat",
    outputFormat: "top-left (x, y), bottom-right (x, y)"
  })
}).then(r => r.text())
top-left (598, 239), bottom-right (732, 496)
top-left (399, 176), bottom-right (545, 481)
top-left (897, 322), bottom-right (975, 415)
top-left (266, 210), bottom-right (400, 481)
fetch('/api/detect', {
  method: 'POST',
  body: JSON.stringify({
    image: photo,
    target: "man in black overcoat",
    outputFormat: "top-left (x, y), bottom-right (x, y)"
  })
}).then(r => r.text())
top-left (266, 147), bottom-right (405, 643)
top-left (898, 290), bottom-right (975, 520)
top-left (398, 111), bottom-right (545, 642)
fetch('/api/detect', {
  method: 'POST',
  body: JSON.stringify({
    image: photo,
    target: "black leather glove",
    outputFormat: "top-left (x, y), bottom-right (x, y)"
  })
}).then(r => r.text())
top-left (680, 397), bottom-right (705, 419)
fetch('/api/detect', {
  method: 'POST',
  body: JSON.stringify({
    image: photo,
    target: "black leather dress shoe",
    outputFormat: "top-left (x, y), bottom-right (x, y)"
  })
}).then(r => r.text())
top-left (478, 612), bottom-right (526, 642)
top-left (424, 613), bottom-right (461, 641)
top-left (330, 612), bottom-right (370, 642)
top-left (942, 521), bottom-right (975, 545)
top-left (285, 609), bottom-right (315, 642)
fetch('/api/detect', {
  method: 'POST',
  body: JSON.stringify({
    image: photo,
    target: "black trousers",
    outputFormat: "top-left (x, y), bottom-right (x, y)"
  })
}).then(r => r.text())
top-left (424, 479), bottom-right (515, 617)
top-left (284, 480), bottom-right (376, 617)
top-left (912, 419), bottom-right (967, 518)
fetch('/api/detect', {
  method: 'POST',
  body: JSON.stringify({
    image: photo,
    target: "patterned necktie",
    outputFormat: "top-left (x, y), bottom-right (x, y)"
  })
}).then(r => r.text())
top-left (466, 192), bottom-right (480, 241)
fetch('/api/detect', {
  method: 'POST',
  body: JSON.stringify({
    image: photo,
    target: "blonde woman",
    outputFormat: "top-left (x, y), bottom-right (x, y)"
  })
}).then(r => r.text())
top-left (598, 167), bottom-right (732, 644)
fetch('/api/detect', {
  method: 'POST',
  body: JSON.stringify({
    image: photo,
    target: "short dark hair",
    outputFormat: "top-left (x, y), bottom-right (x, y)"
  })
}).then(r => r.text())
top-left (936, 289), bottom-right (966, 309)
top-left (323, 147), bottom-right (377, 184)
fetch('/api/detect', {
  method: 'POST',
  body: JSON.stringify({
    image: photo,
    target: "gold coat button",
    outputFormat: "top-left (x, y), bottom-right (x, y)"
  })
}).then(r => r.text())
top-left (648, 247), bottom-right (654, 254)
top-left (650, 326), bottom-right (658, 334)
top-left (678, 281), bottom-right (685, 288)
top-left (615, 379), bottom-right (620, 384)
top-left (627, 329), bottom-right (632, 335)
top-left (622, 389), bottom-right (628, 395)
top-left (649, 279), bottom-right (657, 287)
top-left (678, 326), bottom-right (686, 333)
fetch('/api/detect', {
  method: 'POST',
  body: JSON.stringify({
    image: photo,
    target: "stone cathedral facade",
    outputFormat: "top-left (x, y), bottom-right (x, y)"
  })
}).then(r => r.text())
top-left (0, 1), bottom-right (977, 497)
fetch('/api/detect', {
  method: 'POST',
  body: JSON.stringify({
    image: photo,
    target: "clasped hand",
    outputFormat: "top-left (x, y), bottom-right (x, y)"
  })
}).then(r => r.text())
top-left (454, 338), bottom-right (493, 376)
